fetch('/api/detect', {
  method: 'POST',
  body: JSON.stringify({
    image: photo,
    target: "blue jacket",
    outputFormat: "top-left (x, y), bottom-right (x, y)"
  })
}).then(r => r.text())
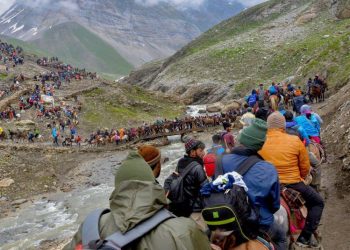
top-left (207, 144), bottom-right (225, 155)
top-left (52, 127), bottom-right (57, 137)
top-left (295, 114), bottom-right (320, 137)
top-left (222, 153), bottom-right (280, 228)
top-left (286, 121), bottom-right (310, 146)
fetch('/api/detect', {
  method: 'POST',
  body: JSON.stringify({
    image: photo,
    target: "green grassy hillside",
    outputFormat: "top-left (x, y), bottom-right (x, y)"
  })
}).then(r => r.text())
top-left (0, 35), bottom-right (50, 57)
top-left (125, 0), bottom-right (350, 102)
top-left (32, 22), bottom-right (133, 77)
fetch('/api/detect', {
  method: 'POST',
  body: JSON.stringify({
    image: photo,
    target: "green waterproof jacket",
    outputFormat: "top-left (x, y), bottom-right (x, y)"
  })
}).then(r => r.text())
top-left (63, 152), bottom-right (211, 250)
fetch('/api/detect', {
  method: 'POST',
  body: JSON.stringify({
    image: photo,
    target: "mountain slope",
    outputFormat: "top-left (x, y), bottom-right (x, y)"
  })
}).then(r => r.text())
top-left (123, 0), bottom-right (350, 103)
top-left (32, 22), bottom-right (133, 76)
top-left (0, 0), bottom-right (246, 69)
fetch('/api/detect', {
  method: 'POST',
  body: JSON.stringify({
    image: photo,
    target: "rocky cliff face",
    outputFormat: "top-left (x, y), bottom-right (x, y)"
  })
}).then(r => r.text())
top-left (122, 0), bottom-right (350, 103)
top-left (0, 0), bottom-right (244, 66)
top-left (329, 0), bottom-right (350, 18)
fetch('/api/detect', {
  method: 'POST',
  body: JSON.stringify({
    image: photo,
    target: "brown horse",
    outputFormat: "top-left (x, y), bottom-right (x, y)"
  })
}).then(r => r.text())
top-left (310, 86), bottom-right (321, 103)
top-left (308, 141), bottom-right (325, 191)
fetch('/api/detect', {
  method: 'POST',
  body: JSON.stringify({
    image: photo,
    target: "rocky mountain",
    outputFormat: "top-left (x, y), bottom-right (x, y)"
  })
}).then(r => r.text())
top-left (123, 0), bottom-right (350, 103)
top-left (0, 0), bottom-right (247, 76)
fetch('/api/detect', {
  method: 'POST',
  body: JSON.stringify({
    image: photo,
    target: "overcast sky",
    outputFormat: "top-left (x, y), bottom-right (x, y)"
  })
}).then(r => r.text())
top-left (0, 0), bottom-right (268, 15)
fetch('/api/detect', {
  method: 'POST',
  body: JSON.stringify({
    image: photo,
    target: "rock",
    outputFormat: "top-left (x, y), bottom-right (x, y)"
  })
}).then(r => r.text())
top-left (223, 100), bottom-right (241, 112)
top-left (323, 35), bottom-right (330, 38)
top-left (14, 120), bottom-right (36, 127)
top-left (282, 76), bottom-right (295, 85)
top-left (207, 102), bottom-right (224, 112)
top-left (0, 196), bottom-right (8, 201)
top-left (343, 157), bottom-right (350, 171)
top-left (11, 199), bottom-right (27, 206)
top-left (331, 0), bottom-right (350, 19)
top-left (0, 178), bottom-right (15, 188)
top-left (296, 12), bottom-right (317, 25)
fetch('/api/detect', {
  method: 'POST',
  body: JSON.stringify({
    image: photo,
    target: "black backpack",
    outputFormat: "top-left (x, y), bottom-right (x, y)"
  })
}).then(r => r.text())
top-left (201, 155), bottom-right (261, 245)
top-left (81, 208), bottom-right (175, 250)
top-left (163, 161), bottom-right (198, 216)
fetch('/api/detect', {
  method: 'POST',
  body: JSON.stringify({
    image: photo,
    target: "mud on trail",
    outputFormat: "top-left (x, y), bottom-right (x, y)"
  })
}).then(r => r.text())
top-left (313, 82), bottom-right (350, 250)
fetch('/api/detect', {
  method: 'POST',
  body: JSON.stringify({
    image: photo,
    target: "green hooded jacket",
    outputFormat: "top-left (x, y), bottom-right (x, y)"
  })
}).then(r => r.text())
top-left (63, 152), bottom-right (211, 250)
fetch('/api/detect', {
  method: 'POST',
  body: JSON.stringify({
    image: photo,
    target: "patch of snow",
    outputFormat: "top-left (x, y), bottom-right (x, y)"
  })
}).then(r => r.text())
top-left (0, 8), bottom-right (25, 25)
top-left (9, 23), bottom-right (24, 33)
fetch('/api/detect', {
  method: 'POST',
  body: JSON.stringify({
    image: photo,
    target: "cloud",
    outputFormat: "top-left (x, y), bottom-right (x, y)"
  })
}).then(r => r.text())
top-left (0, 0), bottom-right (16, 16)
top-left (0, 0), bottom-right (79, 12)
top-left (135, 0), bottom-right (205, 8)
top-left (135, 0), bottom-right (268, 8)
top-left (235, 0), bottom-right (268, 7)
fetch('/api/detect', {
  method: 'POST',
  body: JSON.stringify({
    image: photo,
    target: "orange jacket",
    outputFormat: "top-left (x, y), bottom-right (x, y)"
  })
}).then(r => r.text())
top-left (259, 129), bottom-right (310, 184)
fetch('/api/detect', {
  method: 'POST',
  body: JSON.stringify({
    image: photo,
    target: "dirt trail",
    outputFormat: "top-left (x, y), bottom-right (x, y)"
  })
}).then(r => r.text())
top-left (312, 83), bottom-right (350, 249)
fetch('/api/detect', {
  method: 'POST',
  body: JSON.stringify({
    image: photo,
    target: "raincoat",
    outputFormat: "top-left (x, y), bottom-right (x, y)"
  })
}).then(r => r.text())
top-left (63, 152), bottom-right (211, 250)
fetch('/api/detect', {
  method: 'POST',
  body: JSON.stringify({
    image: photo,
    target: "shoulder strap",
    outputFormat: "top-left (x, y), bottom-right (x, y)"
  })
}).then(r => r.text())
top-left (236, 155), bottom-right (262, 176)
top-left (82, 208), bottom-right (111, 246)
top-left (104, 209), bottom-right (175, 249)
top-left (177, 161), bottom-right (198, 177)
top-left (214, 154), bottom-right (224, 177)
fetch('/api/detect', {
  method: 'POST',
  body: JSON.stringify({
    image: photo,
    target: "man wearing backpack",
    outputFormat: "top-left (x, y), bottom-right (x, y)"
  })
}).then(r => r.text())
top-left (166, 138), bottom-right (208, 229)
top-left (220, 119), bottom-right (284, 249)
top-left (203, 134), bottom-right (225, 178)
top-left (64, 151), bottom-right (211, 250)
top-left (247, 89), bottom-right (259, 108)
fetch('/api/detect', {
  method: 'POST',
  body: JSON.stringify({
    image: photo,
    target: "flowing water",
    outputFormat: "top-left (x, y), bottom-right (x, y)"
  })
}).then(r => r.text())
top-left (0, 138), bottom-right (208, 250)
top-left (0, 104), bottom-right (218, 250)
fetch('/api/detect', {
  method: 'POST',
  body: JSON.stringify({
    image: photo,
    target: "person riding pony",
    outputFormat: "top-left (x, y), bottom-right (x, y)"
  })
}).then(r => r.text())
top-left (268, 82), bottom-right (280, 111)
top-left (295, 105), bottom-right (321, 144)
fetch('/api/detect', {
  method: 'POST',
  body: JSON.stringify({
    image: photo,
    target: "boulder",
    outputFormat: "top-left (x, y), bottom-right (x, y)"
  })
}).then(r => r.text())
top-left (11, 199), bottom-right (27, 206)
top-left (296, 12), bottom-right (317, 25)
top-left (330, 0), bottom-right (350, 19)
top-left (15, 120), bottom-right (36, 127)
top-left (223, 100), bottom-right (241, 112)
top-left (0, 178), bottom-right (14, 187)
top-left (207, 102), bottom-right (224, 112)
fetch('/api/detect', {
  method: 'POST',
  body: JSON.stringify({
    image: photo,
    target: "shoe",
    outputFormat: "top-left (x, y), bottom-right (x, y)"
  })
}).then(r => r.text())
top-left (295, 236), bottom-right (310, 248)
top-left (295, 235), bottom-right (320, 248)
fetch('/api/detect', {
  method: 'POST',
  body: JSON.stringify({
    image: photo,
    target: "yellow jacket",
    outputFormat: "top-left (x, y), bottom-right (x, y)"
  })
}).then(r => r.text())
top-left (259, 129), bottom-right (310, 184)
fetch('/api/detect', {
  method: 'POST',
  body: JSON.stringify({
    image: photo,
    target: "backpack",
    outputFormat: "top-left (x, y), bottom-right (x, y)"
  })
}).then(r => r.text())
top-left (80, 208), bottom-right (175, 250)
top-left (203, 146), bottom-right (223, 178)
top-left (201, 155), bottom-right (261, 245)
top-left (248, 94), bottom-right (257, 107)
top-left (163, 161), bottom-right (198, 206)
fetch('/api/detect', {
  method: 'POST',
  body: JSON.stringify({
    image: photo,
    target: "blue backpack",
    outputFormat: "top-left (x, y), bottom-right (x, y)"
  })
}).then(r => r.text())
top-left (248, 94), bottom-right (257, 107)
top-left (268, 86), bottom-right (277, 95)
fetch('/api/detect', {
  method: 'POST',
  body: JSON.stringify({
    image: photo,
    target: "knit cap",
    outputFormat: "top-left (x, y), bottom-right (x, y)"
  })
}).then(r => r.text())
top-left (300, 105), bottom-right (312, 115)
top-left (267, 111), bottom-right (286, 129)
top-left (138, 145), bottom-right (161, 167)
top-left (185, 138), bottom-right (204, 153)
top-left (238, 118), bottom-right (267, 151)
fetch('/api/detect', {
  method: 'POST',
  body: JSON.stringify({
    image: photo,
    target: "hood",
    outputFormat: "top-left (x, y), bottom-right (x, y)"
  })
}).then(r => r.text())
top-left (286, 121), bottom-right (297, 128)
top-left (109, 152), bottom-right (167, 233)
